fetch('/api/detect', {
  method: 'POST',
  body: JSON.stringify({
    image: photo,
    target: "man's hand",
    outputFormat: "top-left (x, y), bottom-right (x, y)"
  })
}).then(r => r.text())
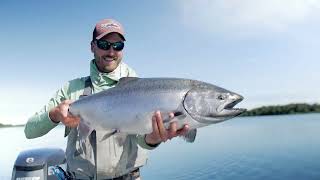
top-left (145, 111), bottom-right (189, 145)
top-left (49, 100), bottom-right (80, 128)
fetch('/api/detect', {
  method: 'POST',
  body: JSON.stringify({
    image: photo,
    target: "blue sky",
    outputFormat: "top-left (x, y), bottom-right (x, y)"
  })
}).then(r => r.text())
top-left (1, 0), bottom-right (320, 125)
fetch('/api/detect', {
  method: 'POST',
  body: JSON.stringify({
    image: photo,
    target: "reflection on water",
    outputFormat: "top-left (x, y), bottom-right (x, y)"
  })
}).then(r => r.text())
top-left (1, 114), bottom-right (320, 179)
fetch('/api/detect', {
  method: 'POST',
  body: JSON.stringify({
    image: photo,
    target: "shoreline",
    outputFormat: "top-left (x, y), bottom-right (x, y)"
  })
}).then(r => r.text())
top-left (0, 124), bottom-right (25, 128)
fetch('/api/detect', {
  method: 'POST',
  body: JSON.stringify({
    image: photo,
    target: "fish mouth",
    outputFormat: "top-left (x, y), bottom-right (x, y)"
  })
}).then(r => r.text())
top-left (202, 94), bottom-right (246, 121)
top-left (223, 95), bottom-right (246, 116)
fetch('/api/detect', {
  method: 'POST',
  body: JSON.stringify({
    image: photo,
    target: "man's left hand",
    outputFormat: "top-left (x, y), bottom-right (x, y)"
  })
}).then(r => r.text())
top-left (145, 111), bottom-right (189, 146)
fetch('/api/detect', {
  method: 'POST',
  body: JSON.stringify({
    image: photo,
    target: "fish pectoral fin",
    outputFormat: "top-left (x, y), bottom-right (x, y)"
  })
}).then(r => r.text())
top-left (182, 129), bottom-right (197, 143)
top-left (77, 121), bottom-right (94, 140)
top-left (100, 129), bottom-right (119, 141)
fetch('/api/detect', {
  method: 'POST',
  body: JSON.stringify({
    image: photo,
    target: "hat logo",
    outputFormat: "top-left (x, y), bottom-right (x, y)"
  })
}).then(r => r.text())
top-left (26, 157), bottom-right (34, 164)
top-left (100, 23), bottom-right (120, 29)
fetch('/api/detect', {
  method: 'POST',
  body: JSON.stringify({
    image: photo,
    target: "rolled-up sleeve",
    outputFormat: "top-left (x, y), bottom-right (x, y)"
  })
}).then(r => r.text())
top-left (135, 134), bottom-right (160, 150)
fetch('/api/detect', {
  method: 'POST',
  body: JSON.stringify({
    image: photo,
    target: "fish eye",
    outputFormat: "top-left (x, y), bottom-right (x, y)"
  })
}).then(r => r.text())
top-left (217, 94), bottom-right (225, 100)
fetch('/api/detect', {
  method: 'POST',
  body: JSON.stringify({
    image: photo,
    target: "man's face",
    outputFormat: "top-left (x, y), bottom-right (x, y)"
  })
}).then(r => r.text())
top-left (91, 32), bottom-right (124, 73)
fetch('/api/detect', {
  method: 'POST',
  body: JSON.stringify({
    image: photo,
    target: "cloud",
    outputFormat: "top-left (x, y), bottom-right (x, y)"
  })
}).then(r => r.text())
top-left (178, 0), bottom-right (320, 35)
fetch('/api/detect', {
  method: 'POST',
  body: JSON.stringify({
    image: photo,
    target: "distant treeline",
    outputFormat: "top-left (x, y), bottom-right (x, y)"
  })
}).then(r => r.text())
top-left (242, 103), bottom-right (320, 116)
top-left (0, 123), bottom-right (24, 128)
top-left (0, 123), bottom-right (13, 128)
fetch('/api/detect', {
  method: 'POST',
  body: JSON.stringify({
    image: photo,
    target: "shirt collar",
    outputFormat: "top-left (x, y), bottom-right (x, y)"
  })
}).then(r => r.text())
top-left (90, 59), bottom-right (123, 89)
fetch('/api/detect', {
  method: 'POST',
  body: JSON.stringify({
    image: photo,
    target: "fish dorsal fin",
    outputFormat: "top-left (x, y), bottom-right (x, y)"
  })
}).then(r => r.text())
top-left (117, 77), bottom-right (139, 86)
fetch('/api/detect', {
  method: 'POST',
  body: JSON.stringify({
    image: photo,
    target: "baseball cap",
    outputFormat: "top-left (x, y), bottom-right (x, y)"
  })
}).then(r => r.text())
top-left (93, 19), bottom-right (125, 41)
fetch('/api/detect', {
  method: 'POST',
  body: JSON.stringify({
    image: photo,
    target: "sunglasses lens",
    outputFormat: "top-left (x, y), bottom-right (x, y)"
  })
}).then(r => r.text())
top-left (112, 42), bottom-right (124, 51)
top-left (97, 40), bottom-right (111, 50)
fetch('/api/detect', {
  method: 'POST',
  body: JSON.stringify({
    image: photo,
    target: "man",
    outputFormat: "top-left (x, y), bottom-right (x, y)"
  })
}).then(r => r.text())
top-left (24, 19), bottom-right (189, 179)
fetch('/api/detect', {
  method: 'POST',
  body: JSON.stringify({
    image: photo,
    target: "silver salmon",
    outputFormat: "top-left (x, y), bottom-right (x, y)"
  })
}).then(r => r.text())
top-left (69, 77), bottom-right (246, 142)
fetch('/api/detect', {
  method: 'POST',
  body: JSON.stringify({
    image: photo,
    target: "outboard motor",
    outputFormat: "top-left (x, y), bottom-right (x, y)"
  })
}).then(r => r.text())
top-left (11, 148), bottom-right (66, 180)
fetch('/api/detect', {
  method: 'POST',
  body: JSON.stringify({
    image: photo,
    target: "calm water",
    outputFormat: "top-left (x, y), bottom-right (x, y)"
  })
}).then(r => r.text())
top-left (1, 114), bottom-right (320, 180)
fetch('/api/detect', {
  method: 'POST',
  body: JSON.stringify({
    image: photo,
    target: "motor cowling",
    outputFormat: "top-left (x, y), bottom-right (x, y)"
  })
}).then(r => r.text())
top-left (11, 148), bottom-right (66, 180)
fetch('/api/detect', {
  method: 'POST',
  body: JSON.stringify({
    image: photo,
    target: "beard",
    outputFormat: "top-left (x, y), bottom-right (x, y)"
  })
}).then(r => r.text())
top-left (95, 55), bottom-right (122, 73)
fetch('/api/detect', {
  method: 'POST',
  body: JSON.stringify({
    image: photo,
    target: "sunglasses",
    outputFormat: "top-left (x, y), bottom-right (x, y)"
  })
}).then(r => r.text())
top-left (95, 40), bottom-right (124, 51)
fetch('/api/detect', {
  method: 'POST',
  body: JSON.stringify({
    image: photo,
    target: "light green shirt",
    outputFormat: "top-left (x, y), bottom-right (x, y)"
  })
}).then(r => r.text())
top-left (25, 60), bottom-right (156, 179)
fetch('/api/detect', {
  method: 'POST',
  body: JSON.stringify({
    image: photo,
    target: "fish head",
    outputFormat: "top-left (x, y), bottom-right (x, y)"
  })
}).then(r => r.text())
top-left (183, 84), bottom-right (246, 124)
